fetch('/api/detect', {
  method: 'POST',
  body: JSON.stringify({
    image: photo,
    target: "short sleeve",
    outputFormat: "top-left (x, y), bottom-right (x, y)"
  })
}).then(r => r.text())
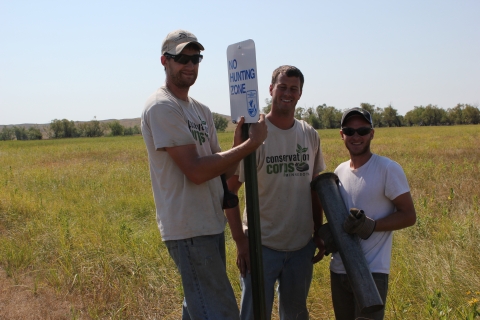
top-left (146, 102), bottom-right (196, 150)
top-left (312, 130), bottom-right (326, 174)
top-left (385, 161), bottom-right (410, 200)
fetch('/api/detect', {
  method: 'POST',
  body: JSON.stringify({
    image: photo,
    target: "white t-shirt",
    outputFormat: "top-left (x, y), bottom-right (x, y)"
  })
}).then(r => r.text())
top-left (330, 154), bottom-right (410, 274)
top-left (141, 86), bottom-right (225, 241)
top-left (239, 118), bottom-right (326, 251)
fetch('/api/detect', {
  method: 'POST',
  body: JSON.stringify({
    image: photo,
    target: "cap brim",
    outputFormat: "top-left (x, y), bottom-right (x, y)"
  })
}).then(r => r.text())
top-left (170, 41), bottom-right (205, 55)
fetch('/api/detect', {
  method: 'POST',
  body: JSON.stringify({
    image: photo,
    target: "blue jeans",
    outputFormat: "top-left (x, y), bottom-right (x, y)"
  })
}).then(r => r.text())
top-left (240, 240), bottom-right (316, 320)
top-left (330, 271), bottom-right (389, 320)
top-left (165, 232), bottom-right (239, 320)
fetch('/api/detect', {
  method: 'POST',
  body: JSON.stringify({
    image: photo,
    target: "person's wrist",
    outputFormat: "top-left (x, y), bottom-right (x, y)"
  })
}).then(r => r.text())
top-left (232, 233), bottom-right (247, 242)
top-left (244, 138), bottom-right (261, 151)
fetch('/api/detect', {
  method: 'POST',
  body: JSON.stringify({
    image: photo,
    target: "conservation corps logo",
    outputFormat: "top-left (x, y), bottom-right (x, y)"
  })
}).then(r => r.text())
top-left (265, 144), bottom-right (310, 176)
top-left (187, 115), bottom-right (209, 146)
top-left (294, 144), bottom-right (309, 172)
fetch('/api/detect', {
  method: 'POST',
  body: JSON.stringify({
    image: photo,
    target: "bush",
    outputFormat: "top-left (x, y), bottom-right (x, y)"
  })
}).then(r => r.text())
top-left (108, 120), bottom-right (125, 136)
top-left (27, 127), bottom-right (43, 140)
top-left (212, 113), bottom-right (228, 132)
top-left (124, 125), bottom-right (141, 136)
top-left (49, 119), bottom-right (78, 138)
top-left (0, 127), bottom-right (15, 140)
top-left (77, 120), bottom-right (104, 137)
top-left (13, 126), bottom-right (28, 140)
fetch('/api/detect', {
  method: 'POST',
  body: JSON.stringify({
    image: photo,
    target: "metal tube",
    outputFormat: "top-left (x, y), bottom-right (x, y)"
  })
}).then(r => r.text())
top-left (242, 123), bottom-right (266, 319)
top-left (311, 172), bottom-right (384, 314)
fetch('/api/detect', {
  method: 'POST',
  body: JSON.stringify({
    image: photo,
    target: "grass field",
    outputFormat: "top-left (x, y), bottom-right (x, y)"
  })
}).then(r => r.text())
top-left (0, 126), bottom-right (479, 319)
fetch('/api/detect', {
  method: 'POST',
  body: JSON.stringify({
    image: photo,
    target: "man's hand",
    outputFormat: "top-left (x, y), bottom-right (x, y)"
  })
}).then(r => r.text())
top-left (317, 223), bottom-right (338, 256)
top-left (343, 208), bottom-right (376, 240)
top-left (247, 114), bottom-right (268, 147)
top-left (235, 235), bottom-right (251, 278)
top-left (312, 234), bottom-right (326, 263)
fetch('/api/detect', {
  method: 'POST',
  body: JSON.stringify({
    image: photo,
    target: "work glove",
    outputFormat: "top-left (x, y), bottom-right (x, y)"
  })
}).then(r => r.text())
top-left (317, 223), bottom-right (338, 255)
top-left (343, 208), bottom-right (376, 240)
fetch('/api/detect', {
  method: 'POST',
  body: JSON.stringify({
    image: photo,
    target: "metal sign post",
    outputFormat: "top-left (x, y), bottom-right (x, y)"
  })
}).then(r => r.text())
top-left (227, 40), bottom-right (266, 320)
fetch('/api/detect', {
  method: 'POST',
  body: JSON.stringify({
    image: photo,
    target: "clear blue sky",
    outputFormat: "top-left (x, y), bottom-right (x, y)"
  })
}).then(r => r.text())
top-left (1, 0), bottom-right (479, 125)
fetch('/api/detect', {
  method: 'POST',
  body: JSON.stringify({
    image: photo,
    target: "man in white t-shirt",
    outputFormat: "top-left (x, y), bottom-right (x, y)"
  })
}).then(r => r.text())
top-left (323, 107), bottom-right (416, 320)
top-left (226, 66), bottom-right (327, 320)
top-left (141, 29), bottom-right (267, 319)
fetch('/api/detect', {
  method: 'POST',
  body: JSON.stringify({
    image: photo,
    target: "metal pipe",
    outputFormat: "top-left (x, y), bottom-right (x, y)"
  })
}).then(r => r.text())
top-left (311, 172), bottom-right (384, 314)
top-left (242, 123), bottom-right (266, 319)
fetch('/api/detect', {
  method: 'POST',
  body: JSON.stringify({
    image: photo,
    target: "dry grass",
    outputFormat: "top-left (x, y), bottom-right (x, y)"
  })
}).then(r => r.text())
top-left (0, 126), bottom-right (479, 319)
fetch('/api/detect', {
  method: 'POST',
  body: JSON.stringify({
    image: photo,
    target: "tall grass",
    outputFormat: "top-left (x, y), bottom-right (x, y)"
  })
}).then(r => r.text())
top-left (0, 126), bottom-right (479, 319)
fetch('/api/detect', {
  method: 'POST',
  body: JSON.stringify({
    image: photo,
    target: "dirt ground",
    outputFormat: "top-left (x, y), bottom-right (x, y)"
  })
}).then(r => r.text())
top-left (0, 267), bottom-right (80, 320)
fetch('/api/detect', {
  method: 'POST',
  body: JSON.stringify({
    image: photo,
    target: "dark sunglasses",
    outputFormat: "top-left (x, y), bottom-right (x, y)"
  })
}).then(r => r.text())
top-left (341, 127), bottom-right (372, 136)
top-left (164, 53), bottom-right (203, 65)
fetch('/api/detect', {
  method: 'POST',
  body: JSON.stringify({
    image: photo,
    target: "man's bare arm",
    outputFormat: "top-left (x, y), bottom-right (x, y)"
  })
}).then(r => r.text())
top-left (225, 175), bottom-right (250, 277)
top-left (165, 115), bottom-right (267, 185)
top-left (311, 174), bottom-right (325, 263)
top-left (375, 192), bottom-right (416, 232)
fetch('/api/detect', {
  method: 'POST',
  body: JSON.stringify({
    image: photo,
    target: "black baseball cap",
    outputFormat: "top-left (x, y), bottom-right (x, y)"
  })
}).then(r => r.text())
top-left (341, 108), bottom-right (373, 127)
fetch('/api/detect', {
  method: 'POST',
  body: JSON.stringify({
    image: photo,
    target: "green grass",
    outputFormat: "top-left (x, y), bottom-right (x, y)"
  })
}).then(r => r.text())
top-left (1, 126), bottom-right (479, 319)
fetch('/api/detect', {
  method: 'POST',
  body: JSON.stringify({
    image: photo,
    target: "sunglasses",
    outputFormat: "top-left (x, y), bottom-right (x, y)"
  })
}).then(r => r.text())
top-left (341, 127), bottom-right (372, 136)
top-left (164, 53), bottom-right (203, 65)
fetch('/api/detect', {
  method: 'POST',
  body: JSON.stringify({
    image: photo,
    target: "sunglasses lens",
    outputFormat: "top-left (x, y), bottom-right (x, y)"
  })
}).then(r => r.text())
top-left (342, 128), bottom-right (355, 136)
top-left (174, 54), bottom-right (202, 65)
top-left (342, 127), bottom-right (372, 136)
top-left (190, 55), bottom-right (201, 64)
top-left (357, 127), bottom-right (372, 136)
top-left (174, 55), bottom-right (189, 64)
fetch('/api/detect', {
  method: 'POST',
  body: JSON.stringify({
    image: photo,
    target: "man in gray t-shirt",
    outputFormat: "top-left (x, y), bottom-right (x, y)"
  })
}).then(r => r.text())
top-left (141, 29), bottom-right (267, 319)
top-left (226, 65), bottom-right (326, 320)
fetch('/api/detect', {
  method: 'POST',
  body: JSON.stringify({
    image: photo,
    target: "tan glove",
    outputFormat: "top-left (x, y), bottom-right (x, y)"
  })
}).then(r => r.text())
top-left (343, 208), bottom-right (376, 240)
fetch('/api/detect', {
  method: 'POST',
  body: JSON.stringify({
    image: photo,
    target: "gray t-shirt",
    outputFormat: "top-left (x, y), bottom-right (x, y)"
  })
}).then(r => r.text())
top-left (141, 86), bottom-right (225, 241)
top-left (239, 118), bottom-right (326, 251)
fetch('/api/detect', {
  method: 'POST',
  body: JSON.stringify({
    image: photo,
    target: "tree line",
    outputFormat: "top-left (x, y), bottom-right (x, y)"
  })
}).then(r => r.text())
top-left (2, 116), bottom-right (223, 141)
top-left (263, 100), bottom-right (480, 129)
top-left (2, 102), bottom-right (478, 141)
top-left (0, 126), bottom-right (43, 141)
top-left (0, 119), bottom-right (141, 141)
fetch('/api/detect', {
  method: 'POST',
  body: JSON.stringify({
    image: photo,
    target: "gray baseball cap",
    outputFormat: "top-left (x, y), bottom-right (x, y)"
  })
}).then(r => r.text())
top-left (161, 29), bottom-right (204, 55)
top-left (341, 108), bottom-right (373, 127)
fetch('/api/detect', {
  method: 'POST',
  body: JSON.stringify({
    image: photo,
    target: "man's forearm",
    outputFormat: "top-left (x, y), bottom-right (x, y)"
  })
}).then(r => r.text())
top-left (375, 192), bottom-right (416, 232)
top-left (166, 115), bottom-right (266, 185)
top-left (311, 188), bottom-right (323, 232)
top-left (192, 140), bottom-right (257, 184)
top-left (166, 138), bottom-right (259, 185)
top-left (225, 206), bottom-right (245, 242)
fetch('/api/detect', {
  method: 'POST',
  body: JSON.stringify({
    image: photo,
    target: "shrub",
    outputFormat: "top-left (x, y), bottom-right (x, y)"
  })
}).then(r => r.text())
top-left (212, 113), bottom-right (228, 132)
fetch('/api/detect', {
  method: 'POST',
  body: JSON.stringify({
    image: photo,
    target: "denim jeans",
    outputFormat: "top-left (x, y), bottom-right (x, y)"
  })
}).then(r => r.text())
top-left (165, 232), bottom-right (239, 320)
top-left (330, 271), bottom-right (389, 320)
top-left (240, 239), bottom-right (316, 320)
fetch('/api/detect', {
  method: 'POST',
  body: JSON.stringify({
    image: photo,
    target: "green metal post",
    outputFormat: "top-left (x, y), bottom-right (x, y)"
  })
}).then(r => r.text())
top-left (242, 123), bottom-right (266, 319)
